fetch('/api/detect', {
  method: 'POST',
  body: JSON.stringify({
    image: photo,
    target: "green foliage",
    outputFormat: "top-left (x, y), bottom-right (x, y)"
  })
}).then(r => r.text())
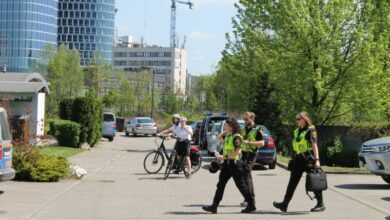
top-left (349, 123), bottom-right (390, 142)
top-left (216, 0), bottom-right (390, 125)
top-left (50, 119), bottom-right (81, 147)
top-left (71, 92), bottom-right (102, 146)
top-left (13, 145), bottom-right (70, 182)
top-left (46, 45), bottom-right (84, 116)
top-left (59, 98), bottom-right (74, 120)
top-left (319, 136), bottom-right (359, 168)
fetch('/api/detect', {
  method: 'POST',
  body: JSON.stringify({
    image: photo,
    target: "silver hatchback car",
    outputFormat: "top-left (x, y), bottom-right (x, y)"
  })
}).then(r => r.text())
top-left (125, 117), bottom-right (158, 137)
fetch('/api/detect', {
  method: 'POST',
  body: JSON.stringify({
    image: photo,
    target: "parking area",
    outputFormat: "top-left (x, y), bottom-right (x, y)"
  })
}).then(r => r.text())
top-left (0, 134), bottom-right (389, 219)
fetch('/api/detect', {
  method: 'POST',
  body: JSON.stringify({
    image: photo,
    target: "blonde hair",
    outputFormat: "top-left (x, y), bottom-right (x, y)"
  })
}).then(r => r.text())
top-left (296, 111), bottom-right (313, 126)
top-left (245, 112), bottom-right (255, 120)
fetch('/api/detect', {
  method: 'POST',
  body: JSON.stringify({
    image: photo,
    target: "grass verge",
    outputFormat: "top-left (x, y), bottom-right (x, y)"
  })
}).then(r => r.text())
top-left (36, 146), bottom-right (84, 158)
top-left (276, 154), bottom-right (368, 173)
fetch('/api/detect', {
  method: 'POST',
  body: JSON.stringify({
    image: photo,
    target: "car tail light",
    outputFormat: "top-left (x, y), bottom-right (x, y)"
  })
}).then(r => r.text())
top-left (114, 123), bottom-right (117, 129)
top-left (267, 137), bottom-right (276, 148)
top-left (0, 145), bottom-right (3, 160)
top-left (136, 124), bottom-right (141, 128)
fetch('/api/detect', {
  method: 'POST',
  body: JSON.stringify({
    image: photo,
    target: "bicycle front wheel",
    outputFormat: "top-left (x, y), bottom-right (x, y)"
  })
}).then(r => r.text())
top-left (164, 151), bottom-right (176, 180)
top-left (144, 151), bottom-right (164, 174)
top-left (191, 154), bottom-right (202, 174)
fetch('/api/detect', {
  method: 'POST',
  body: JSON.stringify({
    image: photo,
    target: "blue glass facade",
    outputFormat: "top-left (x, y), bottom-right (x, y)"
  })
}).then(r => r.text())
top-left (0, 1), bottom-right (58, 72)
top-left (58, 0), bottom-right (115, 65)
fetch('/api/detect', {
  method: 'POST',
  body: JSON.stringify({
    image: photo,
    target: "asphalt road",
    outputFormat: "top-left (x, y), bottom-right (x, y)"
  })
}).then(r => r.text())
top-left (0, 134), bottom-right (389, 219)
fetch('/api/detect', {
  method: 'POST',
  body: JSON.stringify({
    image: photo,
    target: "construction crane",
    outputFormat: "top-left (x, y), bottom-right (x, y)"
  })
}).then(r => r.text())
top-left (170, 0), bottom-right (193, 48)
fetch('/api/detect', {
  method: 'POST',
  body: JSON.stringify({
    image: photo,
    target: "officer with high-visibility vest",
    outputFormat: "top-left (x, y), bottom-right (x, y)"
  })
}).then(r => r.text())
top-left (273, 112), bottom-right (325, 212)
top-left (240, 112), bottom-right (265, 207)
top-left (202, 118), bottom-right (256, 214)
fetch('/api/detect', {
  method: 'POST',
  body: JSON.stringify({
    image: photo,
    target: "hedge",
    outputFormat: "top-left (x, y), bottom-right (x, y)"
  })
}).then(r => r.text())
top-left (59, 98), bottom-right (74, 120)
top-left (50, 119), bottom-right (81, 147)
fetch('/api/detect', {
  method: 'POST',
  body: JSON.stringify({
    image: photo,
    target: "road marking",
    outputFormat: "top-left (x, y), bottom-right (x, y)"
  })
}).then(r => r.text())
top-left (329, 186), bottom-right (390, 215)
top-left (25, 150), bottom-right (127, 220)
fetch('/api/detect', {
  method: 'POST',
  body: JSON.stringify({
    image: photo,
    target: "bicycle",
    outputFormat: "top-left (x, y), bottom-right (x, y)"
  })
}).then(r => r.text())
top-left (143, 135), bottom-right (200, 180)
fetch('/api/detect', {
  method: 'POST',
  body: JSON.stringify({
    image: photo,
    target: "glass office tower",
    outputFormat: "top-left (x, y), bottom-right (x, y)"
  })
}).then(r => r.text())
top-left (57, 0), bottom-right (115, 65)
top-left (0, 1), bottom-right (58, 72)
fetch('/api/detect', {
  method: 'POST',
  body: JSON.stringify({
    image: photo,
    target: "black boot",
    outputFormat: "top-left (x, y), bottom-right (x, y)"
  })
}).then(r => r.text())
top-left (311, 203), bottom-right (325, 212)
top-left (241, 203), bottom-right (256, 213)
top-left (202, 204), bottom-right (217, 214)
top-left (273, 201), bottom-right (288, 212)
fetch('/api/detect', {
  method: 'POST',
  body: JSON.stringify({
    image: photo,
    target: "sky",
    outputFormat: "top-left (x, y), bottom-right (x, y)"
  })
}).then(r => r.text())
top-left (115, 0), bottom-right (239, 75)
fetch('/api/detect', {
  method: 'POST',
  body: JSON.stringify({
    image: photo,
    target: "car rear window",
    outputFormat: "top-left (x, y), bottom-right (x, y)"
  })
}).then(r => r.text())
top-left (0, 112), bottom-right (11, 141)
top-left (104, 114), bottom-right (115, 122)
top-left (138, 119), bottom-right (153, 123)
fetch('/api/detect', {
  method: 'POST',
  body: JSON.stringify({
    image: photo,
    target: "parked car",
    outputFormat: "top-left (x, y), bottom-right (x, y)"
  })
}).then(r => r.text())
top-left (116, 117), bottom-right (125, 132)
top-left (207, 120), bottom-right (245, 155)
top-left (102, 112), bottom-right (116, 142)
top-left (255, 125), bottom-right (277, 169)
top-left (0, 107), bottom-right (15, 181)
top-left (190, 120), bottom-right (202, 145)
top-left (199, 113), bottom-right (228, 150)
top-left (126, 117), bottom-right (158, 137)
top-left (358, 137), bottom-right (390, 184)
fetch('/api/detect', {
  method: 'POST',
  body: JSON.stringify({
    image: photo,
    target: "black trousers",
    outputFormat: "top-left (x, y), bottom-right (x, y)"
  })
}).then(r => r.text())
top-left (242, 152), bottom-right (257, 202)
top-left (213, 160), bottom-right (254, 206)
top-left (283, 155), bottom-right (323, 205)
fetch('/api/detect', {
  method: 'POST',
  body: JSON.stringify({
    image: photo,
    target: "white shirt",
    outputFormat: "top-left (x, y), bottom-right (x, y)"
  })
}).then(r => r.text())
top-left (171, 124), bottom-right (192, 141)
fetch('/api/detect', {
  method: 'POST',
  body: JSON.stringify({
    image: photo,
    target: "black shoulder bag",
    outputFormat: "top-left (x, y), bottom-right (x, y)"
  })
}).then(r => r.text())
top-left (306, 168), bottom-right (328, 200)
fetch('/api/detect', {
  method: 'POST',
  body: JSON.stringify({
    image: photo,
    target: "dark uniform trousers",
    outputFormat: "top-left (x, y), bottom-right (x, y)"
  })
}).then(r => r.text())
top-left (242, 152), bottom-right (257, 201)
top-left (284, 154), bottom-right (323, 205)
top-left (213, 160), bottom-right (254, 206)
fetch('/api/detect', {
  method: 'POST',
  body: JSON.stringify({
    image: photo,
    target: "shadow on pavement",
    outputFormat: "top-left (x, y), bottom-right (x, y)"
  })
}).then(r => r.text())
top-left (112, 148), bottom-right (152, 153)
top-left (184, 204), bottom-right (241, 208)
top-left (335, 184), bottom-right (390, 190)
top-left (256, 173), bottom-right (277, 176)
top-left (137, 176), bottom-right (183, 180)
top-left (382, 197), bottom-right (390, 202)
top-left (165, 211), bottom-right (207, 215)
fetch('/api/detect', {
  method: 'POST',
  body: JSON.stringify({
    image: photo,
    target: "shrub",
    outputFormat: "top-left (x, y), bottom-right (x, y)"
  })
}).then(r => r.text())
top-left (319, 136), bottom-right (359, 167)
top-left (59, 98), bottom-right (75, 120)
top-left (71, 93), bottom-right (102, 146)
top-left (13, 145), bottom-right (70, 182)
top-left (52, 119), bottom-right (81, 147)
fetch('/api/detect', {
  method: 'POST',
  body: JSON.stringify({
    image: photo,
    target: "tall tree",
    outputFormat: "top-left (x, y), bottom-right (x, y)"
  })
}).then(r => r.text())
top-left (46, 45), bottom-right (84, 116)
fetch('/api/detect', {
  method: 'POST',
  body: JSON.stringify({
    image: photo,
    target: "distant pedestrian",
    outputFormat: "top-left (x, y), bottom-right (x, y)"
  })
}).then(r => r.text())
top-left (273, 111), bottom-right (325, 212)
top-left (202, 118), bottom-right (256, 214)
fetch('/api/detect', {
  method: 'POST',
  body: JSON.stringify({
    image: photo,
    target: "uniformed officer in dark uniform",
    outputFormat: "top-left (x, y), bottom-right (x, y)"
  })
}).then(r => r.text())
top-left (273, 111), bottom-right (325, 212)
top-left (202, 118), bottom-right (256, 214)
top-left (240, 112), bottom-right (265, 207)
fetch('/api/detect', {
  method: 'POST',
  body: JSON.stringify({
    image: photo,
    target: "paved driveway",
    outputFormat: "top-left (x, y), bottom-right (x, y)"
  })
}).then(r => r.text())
top-left (0, 134), bottom-right (389, 219)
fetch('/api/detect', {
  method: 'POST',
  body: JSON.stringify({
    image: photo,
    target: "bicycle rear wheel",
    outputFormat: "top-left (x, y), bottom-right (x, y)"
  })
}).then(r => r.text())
top-left (164, 151), bottom-right (176, 180)
top-left (191, 154), bottom-right (202, 174)
top-left (143, 151), bottom-right (164, 174)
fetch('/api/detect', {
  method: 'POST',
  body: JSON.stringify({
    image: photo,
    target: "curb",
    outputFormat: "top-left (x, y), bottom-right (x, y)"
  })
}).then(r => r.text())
top-left (276, 161), bottom-right (372, 175)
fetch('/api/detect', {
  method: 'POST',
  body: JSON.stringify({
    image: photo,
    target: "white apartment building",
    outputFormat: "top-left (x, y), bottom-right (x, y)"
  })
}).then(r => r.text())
top-left (112, 36), bottom-right (187, 95)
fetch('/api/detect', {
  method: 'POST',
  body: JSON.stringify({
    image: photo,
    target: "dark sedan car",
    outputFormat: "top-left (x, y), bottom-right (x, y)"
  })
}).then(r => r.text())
top-left (256, 125), bottom-right (277, 169)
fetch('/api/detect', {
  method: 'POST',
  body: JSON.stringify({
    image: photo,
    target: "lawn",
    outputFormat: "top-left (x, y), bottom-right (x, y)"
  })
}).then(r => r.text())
top-left (276, 154), bottom-right (368, 173)
top-left (36, 146), bottom-right (84, 158)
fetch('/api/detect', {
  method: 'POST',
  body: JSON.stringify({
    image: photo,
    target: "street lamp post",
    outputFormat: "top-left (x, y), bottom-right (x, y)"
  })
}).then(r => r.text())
top-left (150, 68), bottom-right (156, 119)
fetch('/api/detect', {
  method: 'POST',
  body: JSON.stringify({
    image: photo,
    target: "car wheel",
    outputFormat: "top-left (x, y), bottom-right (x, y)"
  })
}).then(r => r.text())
top-left (133, 129), bottom-right (137, 137)
top-left (125, 131), bottom-right (129, 136)
top-left (108, 137), bottom-right (114, 142)
top-left (382, 175), bottom-right (390, 184)
top-left (269, 160), bottom-right (276, 169)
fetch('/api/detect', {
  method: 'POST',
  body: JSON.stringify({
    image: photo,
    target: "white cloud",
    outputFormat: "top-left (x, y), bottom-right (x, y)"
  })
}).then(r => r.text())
top-left (188, 31), bottom-right (216, 40)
